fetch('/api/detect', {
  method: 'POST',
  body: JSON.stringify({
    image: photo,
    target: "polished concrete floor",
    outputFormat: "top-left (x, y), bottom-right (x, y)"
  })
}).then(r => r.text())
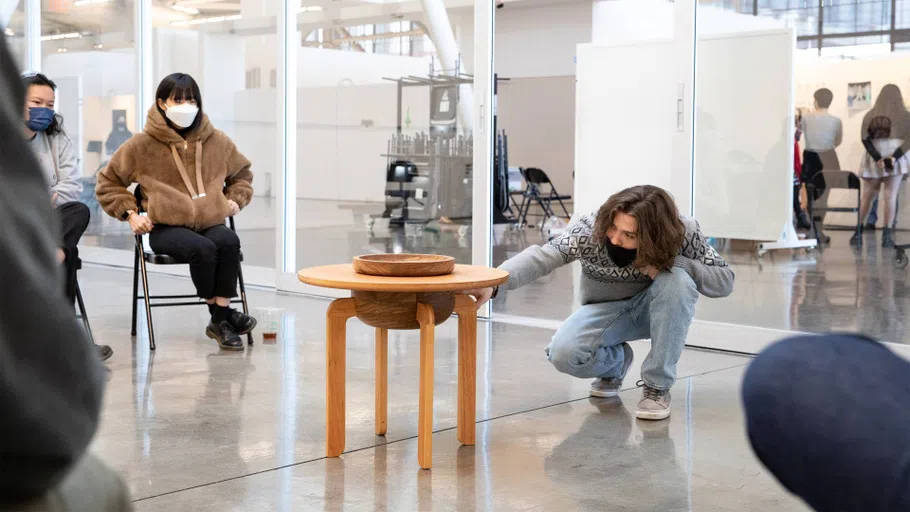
top-left (77, 265), bottom-right (809, 511)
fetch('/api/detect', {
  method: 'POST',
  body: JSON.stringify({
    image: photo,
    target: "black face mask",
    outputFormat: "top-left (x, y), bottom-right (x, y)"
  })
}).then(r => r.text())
top-left (605, 238), bottom-right (637, 268)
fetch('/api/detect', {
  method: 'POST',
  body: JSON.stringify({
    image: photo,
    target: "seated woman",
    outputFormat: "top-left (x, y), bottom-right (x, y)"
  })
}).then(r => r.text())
top-left (22, 72), bottom-right (113, 362)
top-left (96, 73), bottom-right (256, 350)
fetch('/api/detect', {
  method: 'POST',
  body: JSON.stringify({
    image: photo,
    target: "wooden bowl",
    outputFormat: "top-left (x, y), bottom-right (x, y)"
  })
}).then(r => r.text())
top-left (352, 291), bottom-right (454, 329)
top-left (353, 253), bottom-right (455, 277)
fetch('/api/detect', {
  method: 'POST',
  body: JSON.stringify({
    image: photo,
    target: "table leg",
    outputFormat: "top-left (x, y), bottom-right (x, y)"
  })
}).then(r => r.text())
top-left (375, 327), bottom-right (388, 436)
top-left (326, 298), bottom-right (356, 458)
top-left (416, 302), bottom-right (436, 470)
top-left (454, 295), bottom-right (477, 446)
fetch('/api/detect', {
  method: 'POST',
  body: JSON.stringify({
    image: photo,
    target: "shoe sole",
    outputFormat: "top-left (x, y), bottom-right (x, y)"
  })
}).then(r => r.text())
top-left (205, 327), bottom-right (245, 351)
top-left (635, 408), bottom-right (671, 421)
top-left (590, 389), bottom-right (621, 398)
top-left (234, 317), bottom-right (258, 336)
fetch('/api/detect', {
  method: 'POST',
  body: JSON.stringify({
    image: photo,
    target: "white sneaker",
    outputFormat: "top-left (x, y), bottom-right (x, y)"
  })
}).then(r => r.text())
top-left (635, 382), bottom-right (671, 420)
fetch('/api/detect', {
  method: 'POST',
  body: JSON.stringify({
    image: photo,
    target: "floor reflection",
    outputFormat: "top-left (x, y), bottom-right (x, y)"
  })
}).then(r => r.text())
top-left (545, 397), bottom-right (689, 511)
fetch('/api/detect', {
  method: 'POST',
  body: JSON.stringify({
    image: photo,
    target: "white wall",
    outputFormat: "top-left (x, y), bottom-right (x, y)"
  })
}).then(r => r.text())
top-left (494, 0), bottom-right (592, 78)
top-left (574, 41), bottom-right (678, 214)
top-left (694, 29), bottom-right (794, 241)
top-left (592, 1), bottom-right (786, 43)
top-left (43, 49), bottom-right (135, 97)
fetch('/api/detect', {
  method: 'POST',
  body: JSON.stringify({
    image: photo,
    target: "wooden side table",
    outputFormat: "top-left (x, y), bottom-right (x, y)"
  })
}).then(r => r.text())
top-left (298, 263), bottom-right (508, 469)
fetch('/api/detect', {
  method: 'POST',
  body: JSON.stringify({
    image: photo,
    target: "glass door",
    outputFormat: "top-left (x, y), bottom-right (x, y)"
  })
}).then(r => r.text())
top-left (490, 0), bottom-right (696, 324)
top-left (279, 0), bottom-right (496, 299)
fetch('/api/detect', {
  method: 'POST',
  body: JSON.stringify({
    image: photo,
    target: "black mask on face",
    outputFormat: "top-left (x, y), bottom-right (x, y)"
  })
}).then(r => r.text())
top-left (605, 238), bottom-right (637, 268)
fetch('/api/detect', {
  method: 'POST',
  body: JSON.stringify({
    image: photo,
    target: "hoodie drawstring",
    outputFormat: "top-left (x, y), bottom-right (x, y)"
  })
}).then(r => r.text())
top-left (169, 141), bottom-right (206, 200)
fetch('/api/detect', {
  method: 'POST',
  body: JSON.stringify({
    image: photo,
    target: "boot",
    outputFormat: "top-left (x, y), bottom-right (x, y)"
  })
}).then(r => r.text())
top-left (883, 227), bottom-right (895, 248)
top-left (849, 225), bottom-right (863, 246)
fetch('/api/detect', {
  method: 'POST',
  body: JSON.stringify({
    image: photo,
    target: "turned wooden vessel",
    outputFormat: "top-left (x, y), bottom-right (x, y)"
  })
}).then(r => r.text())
top-left (352, 290), bottom-right (454, 328)
top-left (353, 253), bottom-right (455, 277)
top-left (351, 254), bottom-right (457, 328)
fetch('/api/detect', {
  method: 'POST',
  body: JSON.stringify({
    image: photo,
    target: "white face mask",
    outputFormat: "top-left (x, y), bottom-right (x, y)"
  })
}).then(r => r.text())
top-left (1, 0), bottom-right (20, 30)
top-left (165, 103), bottom-right (199, 129)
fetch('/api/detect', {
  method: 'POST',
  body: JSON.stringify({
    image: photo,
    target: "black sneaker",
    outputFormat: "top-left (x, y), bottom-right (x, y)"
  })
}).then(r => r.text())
top-left (228, 308), bottom-right (257, 335)
top-left (96, 344), bottom-right (113, 362)
top-left (883, 227), bottom-right (895, 248)
top-left (206, 321), bottom-right (244, 351)
top-left (850, 226), bottom-right (864, 246)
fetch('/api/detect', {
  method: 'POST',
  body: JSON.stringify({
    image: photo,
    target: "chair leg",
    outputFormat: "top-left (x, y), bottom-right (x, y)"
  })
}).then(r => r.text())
top-left (131, 246), bottom-right (140, 337)
top-left (237, 264), bottom-right (253, 346)
top-left (137, 249), bottom-right (156, 351)
top-left (553, 191), bottom-right (571, 218)
top-left (75, 280), bottom-right (95, 346)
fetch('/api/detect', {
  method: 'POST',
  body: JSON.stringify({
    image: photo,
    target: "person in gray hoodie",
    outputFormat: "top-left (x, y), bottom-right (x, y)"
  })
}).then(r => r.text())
top-left (465, 185), bottom-right (734, 420)
top-left (20, 74), bottom-right (87, 298)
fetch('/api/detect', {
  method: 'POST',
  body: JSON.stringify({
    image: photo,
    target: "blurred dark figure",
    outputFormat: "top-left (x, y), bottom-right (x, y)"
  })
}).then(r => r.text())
top-left (743, 333), bottom-right (910, 512)
top-left (0, 31), bottom-right (131, 511)
top-left (105, 111), bottom-right (132, 156)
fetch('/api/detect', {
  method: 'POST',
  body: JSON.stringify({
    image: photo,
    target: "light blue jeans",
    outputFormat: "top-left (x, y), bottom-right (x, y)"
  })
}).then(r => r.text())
top-left (545, 268), bottom-right (698, 390)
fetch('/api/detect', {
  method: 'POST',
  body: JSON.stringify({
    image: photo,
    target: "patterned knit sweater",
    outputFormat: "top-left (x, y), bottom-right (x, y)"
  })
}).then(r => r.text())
top-left (499, 214), bottom-right (734, 304)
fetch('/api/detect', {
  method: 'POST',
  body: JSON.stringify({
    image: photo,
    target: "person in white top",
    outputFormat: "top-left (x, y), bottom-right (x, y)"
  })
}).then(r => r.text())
top-left (799, 88), bottom-right (843, 203)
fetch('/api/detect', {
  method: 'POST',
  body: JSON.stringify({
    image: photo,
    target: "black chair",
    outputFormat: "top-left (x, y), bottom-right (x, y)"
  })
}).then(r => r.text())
top-left (74, 258), bottom-right (95, 345)
top-left (806, 170), bottom-right (861, 246)
top-left (130, 187), bottom-right (252, 350)
top-left (515, 167), bottom-right (572, 228)
top-left (383, 160), bottom-right (423, 224)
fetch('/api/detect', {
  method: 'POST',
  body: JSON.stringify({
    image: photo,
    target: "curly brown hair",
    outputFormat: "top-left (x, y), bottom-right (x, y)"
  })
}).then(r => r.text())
top-left (592, 185), bottom-right (686, 271)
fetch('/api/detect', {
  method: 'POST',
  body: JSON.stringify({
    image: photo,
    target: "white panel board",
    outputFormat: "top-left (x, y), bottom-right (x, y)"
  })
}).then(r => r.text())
top-left (54, 76), bottom-right (83, 177)
top-left (574, 42), bottom-right (678, 215)
top-left (693, 29), bottom-right (794, 241)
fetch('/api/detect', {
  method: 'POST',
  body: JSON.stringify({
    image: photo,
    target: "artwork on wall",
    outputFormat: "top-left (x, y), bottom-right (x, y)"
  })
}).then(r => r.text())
top-left (847, 81), bottom-right (872, 110)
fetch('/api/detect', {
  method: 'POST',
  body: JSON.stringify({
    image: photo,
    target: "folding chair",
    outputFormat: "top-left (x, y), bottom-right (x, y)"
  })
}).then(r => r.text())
top-left (130, 187), bottom-right (253, 351)
top-left (74, 258), bottom-right (95, 345)
top-left (515, 167), bottom-right (572, 228)
top-left (805, 170), bottom-right (862, 247)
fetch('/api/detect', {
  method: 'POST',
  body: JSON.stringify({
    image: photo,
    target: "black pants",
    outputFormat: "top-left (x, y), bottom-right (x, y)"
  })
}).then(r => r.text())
top-left (742, 333), bottom-right (910, 512)
top-left (802, 150), bottom-right (826, 199)
top-left (148, 224), bottom-right (240, 300)
top-left (57, 201), bottom-right (90, 305)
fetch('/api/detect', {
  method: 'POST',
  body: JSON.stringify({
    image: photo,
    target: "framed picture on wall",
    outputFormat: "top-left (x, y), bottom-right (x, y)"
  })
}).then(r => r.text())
top-left (847, 82), bottom-right (872, 110)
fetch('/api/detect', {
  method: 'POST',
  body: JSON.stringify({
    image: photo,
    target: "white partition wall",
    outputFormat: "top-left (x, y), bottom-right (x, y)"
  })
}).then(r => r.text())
top-left (573, 41), bottom-right (680, 214)
top-left (574, 0), bottom-right (696, 216)
top-left (693, 29), bottom-right (795, 242)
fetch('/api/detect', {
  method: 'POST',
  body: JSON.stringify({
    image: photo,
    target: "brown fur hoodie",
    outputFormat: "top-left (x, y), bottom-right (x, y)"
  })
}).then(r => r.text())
top-left (96, 106), bottom-right (253, 231)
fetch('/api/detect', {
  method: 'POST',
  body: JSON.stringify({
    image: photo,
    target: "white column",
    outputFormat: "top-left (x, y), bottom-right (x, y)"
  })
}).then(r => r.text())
top-left (135, 0), bottom-right (152, 131)
top-left (420, 0), bottom-right (474, 130)
top-left (672, 0), bottom-right (696, 215)
top-left (24, 0), bottom-right (40, 71)
top-left (276, 0), bottom-right (297, 274)
top-left (471, 0), bottom-right (493, 316)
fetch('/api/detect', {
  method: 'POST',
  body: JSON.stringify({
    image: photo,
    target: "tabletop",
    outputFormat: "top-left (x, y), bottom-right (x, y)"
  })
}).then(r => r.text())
top-left (298, 264), bottom-right (509, 293)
